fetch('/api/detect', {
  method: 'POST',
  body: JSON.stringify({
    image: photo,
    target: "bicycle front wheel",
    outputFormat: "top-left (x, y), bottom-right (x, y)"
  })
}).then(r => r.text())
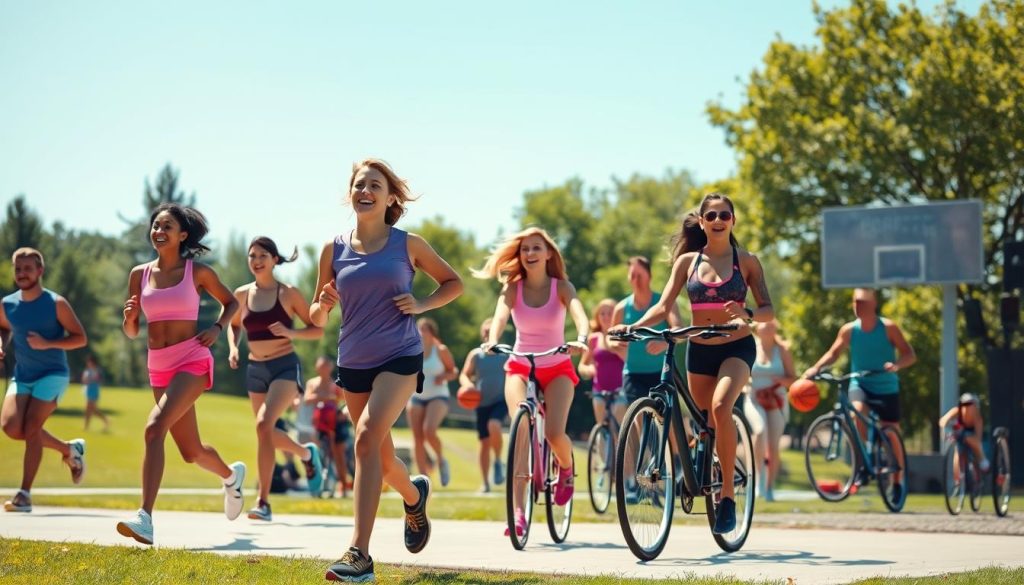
top-left (804, 414), bottom-right (858, 502)
top-left (968, 455), bottom-right (983, 513)
top-left (546, 450), bottom-right (574, 543)
top-left (706, 407), bottom-right (755, 553)
top-left (993, 434), bottom-right (1012, 517)
top-left (506, 407), bottom-right (535, 550)
top-left (943, 443), bottom-right (966, 515)
top-left (587, 423), bottom-right (614, 514)
top-left (615, 397), bottom-right (675, 561)
top-left (875, 426), bottom-right (907, 513)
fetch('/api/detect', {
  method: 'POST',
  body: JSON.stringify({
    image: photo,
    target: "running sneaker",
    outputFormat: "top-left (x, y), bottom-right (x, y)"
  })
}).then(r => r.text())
top-left (764, 485), bottom-right (775, 503)
top-left (116, 508), bottom-right (154, 545)
top-left (493, 460), bottom-right (505, 485)
top-left (479, 483), bottom-right (491, 494)
top-left (3, 490), bottom-right (31, 513)
top-left (304, 442), bottom-right (324, 496)
top-left (65, 438), bottom-right (86, 484)
top-left (439, 457), bottom-right (451, 488)
top-left (403, 475), bottom-right (432, 554)
top-left (325, 546), bottom-right (374, 582)
top-left (712, 497), bottom-right (736, 534)
top-left (223, 461), bottom-right (246, 520)
top-left (503, 507), bottom-right (527, 537)
top-left (553, 465), bottom-right (574, 506)
top-left (247, 499), bottom-right (272, 521)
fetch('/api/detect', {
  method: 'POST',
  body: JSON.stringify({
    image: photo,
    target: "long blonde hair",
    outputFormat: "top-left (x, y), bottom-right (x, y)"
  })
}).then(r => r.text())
top-left (472, 227), bottom-right (568, 283)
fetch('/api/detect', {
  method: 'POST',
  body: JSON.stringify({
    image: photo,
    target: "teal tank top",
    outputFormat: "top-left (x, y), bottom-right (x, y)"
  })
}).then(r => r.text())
top-left (622, 292), bottom-right (667, 375)
top-left (849, 318), bottom-right (899, 395)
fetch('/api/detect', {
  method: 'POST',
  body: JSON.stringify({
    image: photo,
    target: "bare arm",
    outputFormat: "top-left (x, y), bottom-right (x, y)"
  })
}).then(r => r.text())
top-left (194, 263), bottom-right (240, 347)
top-left (271, 285), bottom-right (324, 340)
top-left (0, 302), bottom-right (11, 359)
top-left (309, 241), bottom-right (339, 327)
top-left (122, 265), bottom-right (144, 339)
top-left (32, 297), bottom-right (87, 351)
top-left (774, 343), bottom-right (797, 388)
top-left (486, 285), bottom-right (514, 347)
top-left (884, 320), bottom-right (917, 372)
top-left (744, 252), bottom-right (775, 323)
top-left (938, 406), bottom-right (958, 428)
top-left (578, 334), bottom-right (597, 379)
top-left (608, 300), bottom-right (627, 349)
top-left (626, 254), bottom-right (692, 330)
top-left (437, 344), bottom-right (460, 382)
top-left (803, 324), bottom-right (853, 378)
top-left (227, 287), bottom-right (246, 350)
top-left (399, 233), bottom-right (463, 314)
top-left (559, 280), bottom-right (589, 352)
top-left (459, 348), bottom-right (480, 388)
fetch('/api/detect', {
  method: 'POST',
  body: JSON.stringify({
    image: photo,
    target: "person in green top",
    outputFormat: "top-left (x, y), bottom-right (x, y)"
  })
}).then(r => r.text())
top-left (803, 288), bottom-right (916, 498)
top-left (612, 256), bottom-right (683, 403)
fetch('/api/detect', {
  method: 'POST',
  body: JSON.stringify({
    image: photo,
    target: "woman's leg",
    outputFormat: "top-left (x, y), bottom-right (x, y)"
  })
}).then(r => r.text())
top-left (709, 359), bottom-right (750, 500)
top-left (251, 382), bottom-right (306, 503)
top-left (406, 402), bottom-right (430, 475)
top-left (765, 408), bottom-right (786, 491)
top-left (422, 399), bottom-right (449, 468)
top-left (542, 377), bottom-right (575, 469)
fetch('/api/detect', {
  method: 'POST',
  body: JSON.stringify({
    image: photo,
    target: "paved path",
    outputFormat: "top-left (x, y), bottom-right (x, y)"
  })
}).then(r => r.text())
top-left (2, 506), bottom-right (1022, 583)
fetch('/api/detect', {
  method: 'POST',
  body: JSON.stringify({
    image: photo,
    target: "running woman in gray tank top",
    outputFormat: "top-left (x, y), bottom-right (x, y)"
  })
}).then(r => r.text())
top-left (309, 158), bottom-right (463, 583)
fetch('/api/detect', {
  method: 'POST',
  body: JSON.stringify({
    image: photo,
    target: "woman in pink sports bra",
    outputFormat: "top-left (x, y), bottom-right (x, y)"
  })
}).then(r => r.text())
top-left (116, 203), bottom-right (244, 546)
top-left (612, 192), bottom-right (774, 536)
top-left (474, 227), bottom-right (589, 536)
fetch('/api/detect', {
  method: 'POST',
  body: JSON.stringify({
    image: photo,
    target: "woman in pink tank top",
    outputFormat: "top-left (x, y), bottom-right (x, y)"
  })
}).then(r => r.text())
top-left (117, 203), bottom-right (244, 546)
top-left (473, 227), bottom-right (590, 534)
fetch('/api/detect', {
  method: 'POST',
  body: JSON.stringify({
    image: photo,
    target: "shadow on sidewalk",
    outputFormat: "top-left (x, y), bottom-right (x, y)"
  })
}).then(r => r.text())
top-left (193, 537), bottom-right (303, 553)
top-left (398, 571), bottom-right (545, 584)
top-left (648, 548), bottom-right (895, 568)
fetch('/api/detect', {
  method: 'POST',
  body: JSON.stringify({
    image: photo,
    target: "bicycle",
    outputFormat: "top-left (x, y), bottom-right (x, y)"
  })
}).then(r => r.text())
top-left (488, 344), bottom-right (575, 550)
top-left (586, 389), bottom-right (623, 515)
top-left (313, 403), bottom-right (355, 498)
top-left (942, 420), bottom-right (985, 515)
top-left (610, 325), bottom-right (755, 561)
top-left (803, 371), bottom-right (907, 513)
top-left (992, 427), bottom-right (1012, 517)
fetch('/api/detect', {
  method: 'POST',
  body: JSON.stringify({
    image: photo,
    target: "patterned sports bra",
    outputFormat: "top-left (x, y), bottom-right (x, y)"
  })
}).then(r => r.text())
top-left (686, 246), bottom-right (747, 310)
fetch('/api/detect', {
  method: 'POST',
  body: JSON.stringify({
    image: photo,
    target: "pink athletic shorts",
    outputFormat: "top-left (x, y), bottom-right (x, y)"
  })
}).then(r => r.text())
top-left (505, 358), bottom-right (580, 390)
top-left (147, 337), bottom-right (214, 390)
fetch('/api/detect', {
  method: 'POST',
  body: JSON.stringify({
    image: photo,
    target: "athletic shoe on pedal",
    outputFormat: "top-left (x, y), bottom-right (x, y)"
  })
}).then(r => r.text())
top-left (504, 508), bottom-right (527, 537)
top-left (554, 465), bottom-right (574, 506)
top-left (116, 508), bottom-right (154, 545)
top-left (3, 490), bottom-right (31, 513)
top-left (325, 546), bottom-right (374, 582)
top-left (439, 457), bottom-right (451, 487)
top-left (223, 461), bottom-right (246, 520)
top-left (403, 475), bottom-right (432, 553)
top-left (493, 460), bottom-right (505, 485)
top-left (247, 499), bottom-right (272, 521)
top-left (304, 442), bottom-right (324, 496)
top-left (712, 497), bottom-right (736, 534)
top-left (65, 438), bottom-right (86, 484)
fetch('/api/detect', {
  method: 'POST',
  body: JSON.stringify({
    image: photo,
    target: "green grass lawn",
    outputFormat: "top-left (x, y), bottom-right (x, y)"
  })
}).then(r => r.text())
top-left (3, 385), bottom-right (1020, 522)
top-left (2, 538), bottom-right (1022, 585)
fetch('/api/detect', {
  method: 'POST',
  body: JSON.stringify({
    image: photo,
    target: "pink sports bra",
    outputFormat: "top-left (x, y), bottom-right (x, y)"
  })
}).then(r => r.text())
top-left (140, 259), bottom-right (201, 322)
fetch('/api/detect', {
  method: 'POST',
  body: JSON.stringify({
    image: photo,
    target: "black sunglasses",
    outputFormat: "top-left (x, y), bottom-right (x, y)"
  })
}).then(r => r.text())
top-left (703, 210), bottom-right (733, 222)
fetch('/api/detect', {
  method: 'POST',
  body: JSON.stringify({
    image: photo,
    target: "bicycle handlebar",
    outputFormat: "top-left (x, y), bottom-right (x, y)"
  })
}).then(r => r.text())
top-left (486, 343), bottom-right (570, 358)
top-left (809, 369), bottom-right (887, 384)
top-left (609, 324), bottom-right (739, 343)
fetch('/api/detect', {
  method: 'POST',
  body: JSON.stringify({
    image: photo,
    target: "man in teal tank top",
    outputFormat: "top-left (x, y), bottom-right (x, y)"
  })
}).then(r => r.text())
top-left (612, 257), bottom-right (683, 402)
top-left (0, 248), bottom-right (89, 513)
top-left (804, 288), bottom-right (916, 497)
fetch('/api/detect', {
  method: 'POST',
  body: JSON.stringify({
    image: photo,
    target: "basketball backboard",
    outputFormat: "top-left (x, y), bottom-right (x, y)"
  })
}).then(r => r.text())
top-left (821, 200), bottom-right (983, 288)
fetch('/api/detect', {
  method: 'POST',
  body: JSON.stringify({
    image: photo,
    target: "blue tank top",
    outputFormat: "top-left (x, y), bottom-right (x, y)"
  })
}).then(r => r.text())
top-left (474, 351), bottom-right (509, 406)
top-left (2, 289), bottom-right (69, 382)
top-left (622, 292), bottom-right (667, 375)
top-left (332, 228), bottom-right (422, 369)
top-left (849, 318), bottom-right (899, 395)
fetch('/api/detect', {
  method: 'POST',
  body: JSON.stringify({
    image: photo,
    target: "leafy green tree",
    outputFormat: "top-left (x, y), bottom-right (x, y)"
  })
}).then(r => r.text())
top-left (0, 196), bottom-right (44, 259)
top-left (121, 163), bottom-right (198, 264)
top-left (516, 179), bottom-right (601, 291)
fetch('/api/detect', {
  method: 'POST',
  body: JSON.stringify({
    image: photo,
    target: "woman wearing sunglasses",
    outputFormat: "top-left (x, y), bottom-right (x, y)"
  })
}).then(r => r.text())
top-left (610, 192), bottom-right (774, 534)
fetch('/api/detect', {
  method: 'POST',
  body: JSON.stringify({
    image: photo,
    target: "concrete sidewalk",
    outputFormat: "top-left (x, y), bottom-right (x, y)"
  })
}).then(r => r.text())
top-left (2, 506), bottom-right (1022, 583)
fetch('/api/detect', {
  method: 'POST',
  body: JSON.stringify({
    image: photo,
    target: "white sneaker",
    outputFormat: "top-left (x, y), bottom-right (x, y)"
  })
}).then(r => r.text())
top-left (223, 461), bottom-right (246, 520)
top-left (116, 509), bottom-right (154, 545)
top-left (65, 439), bottom-right (86, 485)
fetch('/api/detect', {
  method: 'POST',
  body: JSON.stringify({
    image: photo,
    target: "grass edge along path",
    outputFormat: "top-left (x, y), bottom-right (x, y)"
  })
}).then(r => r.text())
top-left (2, 538), bottom-right (1024, 585)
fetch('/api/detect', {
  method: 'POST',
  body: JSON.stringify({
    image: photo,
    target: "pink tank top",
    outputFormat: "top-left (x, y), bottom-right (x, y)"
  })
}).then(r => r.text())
top-left (140, 259), bottom-right (201, 322)
top-left (510, 278), bottom-right (569, 369)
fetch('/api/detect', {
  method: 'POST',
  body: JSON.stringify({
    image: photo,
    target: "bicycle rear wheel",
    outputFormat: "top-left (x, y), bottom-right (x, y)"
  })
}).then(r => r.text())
top-left (804, 414), bottom-right (858, 502)
top-left (943, 443), bottom-right (966, 515)
top-left (546, 450), bottom-right (574, 543)
top-left (587, 423), bottom-right (614, 514)
top-left (875, 426), bottom-right (907, 513)
top-left (706, 407), bottom-right (756, 553)
top-left (615, 397), bottom-right (675, 561)
top-left (968, 455), bottom-right (983, 513)
top-left (506, 407), bottom-right (535, 550)
top-left (993, 434), bottom-right (1012, 517)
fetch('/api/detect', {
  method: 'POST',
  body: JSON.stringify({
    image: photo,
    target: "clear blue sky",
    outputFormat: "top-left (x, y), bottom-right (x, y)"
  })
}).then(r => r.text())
top-left (0, 1), bottom-right (977, 279)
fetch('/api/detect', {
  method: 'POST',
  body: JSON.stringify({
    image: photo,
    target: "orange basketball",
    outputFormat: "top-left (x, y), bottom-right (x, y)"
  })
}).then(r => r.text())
top-left (457, 386), bottom-right (482, 410)
top-left (788, 379), bottom-right (821, 412)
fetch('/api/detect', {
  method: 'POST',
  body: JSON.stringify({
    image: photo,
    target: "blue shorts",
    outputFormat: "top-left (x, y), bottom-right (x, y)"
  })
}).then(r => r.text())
top-left (84, 383), bottom-right (100, 402)
top-left (6, 374), bottom-right (71, 403)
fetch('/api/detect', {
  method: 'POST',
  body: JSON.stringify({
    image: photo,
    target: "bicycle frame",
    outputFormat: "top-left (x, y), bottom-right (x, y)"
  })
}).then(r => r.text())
top-left (817, 372), bottom-right (889, 481)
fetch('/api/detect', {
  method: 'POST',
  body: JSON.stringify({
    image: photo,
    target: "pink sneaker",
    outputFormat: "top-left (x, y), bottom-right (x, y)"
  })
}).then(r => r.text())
top-left (504, 508), bottom-right (527, 537)
top-left (554, 465), bottom-right (574, 506)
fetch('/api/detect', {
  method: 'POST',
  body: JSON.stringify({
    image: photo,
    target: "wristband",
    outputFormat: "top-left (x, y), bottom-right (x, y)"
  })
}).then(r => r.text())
top-left (577, 334), bottom-right (589, 344)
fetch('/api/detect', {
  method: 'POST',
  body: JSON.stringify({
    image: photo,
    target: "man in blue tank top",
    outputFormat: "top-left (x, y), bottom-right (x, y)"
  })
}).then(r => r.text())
top-left (0, 248), bottom-right (89, 513)
top-left (804, 288), bottom-right (916, 498)
top-left (612, 256), bottom-right (683, 403)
